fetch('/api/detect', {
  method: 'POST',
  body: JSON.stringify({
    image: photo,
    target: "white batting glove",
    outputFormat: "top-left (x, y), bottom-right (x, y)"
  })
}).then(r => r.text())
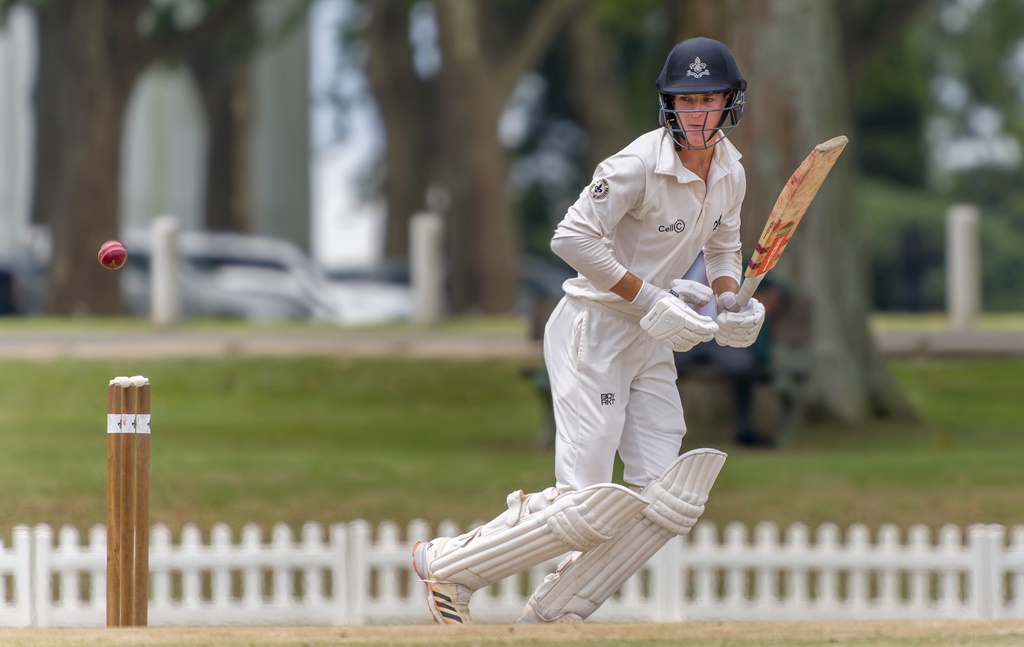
top-left (669, 279), bottom-right (714, 307)
top-left (634, 282), bottom-right (718, 353)
top-left (714, 291), bottom-right (765, 348)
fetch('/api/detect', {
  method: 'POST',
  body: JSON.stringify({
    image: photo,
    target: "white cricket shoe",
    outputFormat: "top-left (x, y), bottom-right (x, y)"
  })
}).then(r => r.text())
top-left (412, 538), bottom-right (474, 624)
top-left (518, 593), bottom-right (583, 624)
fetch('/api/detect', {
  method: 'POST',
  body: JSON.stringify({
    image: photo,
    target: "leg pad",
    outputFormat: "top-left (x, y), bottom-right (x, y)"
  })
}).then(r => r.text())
top-left (521, 448), bottom-right (727, 622)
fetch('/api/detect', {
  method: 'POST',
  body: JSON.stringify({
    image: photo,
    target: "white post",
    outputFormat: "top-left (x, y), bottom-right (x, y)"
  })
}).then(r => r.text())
top-left (410, 212), bottom-right (444, 327)
top-left (151, 215), bottom-right (181, 329)
top-left (968, 524), bottom-right (1004, 619)
top-left (946, 204), bottom-right (980, 330)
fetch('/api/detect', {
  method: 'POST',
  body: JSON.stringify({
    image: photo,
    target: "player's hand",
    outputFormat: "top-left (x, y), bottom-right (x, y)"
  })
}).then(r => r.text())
top-left (669, 279), bottom-right (714, 307)
top-left (639, 295), bottom-right (719, 353)
top-left (714, 292), bottom-right (765, 348)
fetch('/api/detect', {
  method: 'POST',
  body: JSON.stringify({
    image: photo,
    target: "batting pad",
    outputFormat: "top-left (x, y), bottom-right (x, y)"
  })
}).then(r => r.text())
top-left (521, 448), bottom-right (727, 622)
top-left (430, 484), bottom-right (649, 591)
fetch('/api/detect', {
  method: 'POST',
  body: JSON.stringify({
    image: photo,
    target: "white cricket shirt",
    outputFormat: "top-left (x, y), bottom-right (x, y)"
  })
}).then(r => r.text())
top-left (552, 128), bottom-right (745, 320)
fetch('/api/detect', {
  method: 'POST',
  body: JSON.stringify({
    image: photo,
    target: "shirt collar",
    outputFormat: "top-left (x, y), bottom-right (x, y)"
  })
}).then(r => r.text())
top-left (655, 130), bottom-right (742, 184)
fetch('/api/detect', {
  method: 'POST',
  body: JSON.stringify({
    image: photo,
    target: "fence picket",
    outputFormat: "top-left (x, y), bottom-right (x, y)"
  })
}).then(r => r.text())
top-left (878, 525), bottom-right (900, 608)
top-left (907, 525), bottom-right (931, 612)
top-left (783, 524), bottom-right (809, 612)
top-left (754, 522), bottom-right (779, 608)
top-left (1, 520), bottom-right (1022, 626)
top-left (817, 523), bottom-right (840, 612)
top-left (211, 524), bottom-right (232, 606)
top-left (32, 524), bottom-right (52, 627)
top-left (240, 524), bottom-right (262, 609)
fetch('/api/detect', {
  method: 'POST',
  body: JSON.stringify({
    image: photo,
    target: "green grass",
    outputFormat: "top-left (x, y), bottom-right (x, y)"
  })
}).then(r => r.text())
top-left (871, 312), bottom-right (1024, 331)
top-left (0, 355), bottom-right (1022, 536)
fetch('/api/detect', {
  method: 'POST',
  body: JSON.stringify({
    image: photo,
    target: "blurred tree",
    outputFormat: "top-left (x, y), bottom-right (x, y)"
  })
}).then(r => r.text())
top-left (842, 0), bottom-right (935, 188)
top-left (0, 0), bottom-right (310, 315)
top-left (926, 0), bottom-right (1024, 311)
top-left (187, 0), bottom-right (310, 236)
top-left (928, 0), bottom-right (1024, 203)
top-left (354, 0), bottom-right (582, 314)
top-left (505, 0), bottom-right (670, 257)
top-left (721, 0), bottom-right (928, 422)
top-left (433, 0), bottom-right (583, 314)
top-left (184, 2), bottom-right (258, 233)
top-left (364, 0), bottom-right (436, 259)
top-left (563, 1), bottom-right (633, 167)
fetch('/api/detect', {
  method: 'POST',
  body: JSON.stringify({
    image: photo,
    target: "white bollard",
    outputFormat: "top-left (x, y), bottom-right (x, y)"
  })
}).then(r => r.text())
top-left (410, 212), bottom-right (444, 327)
top-left (946, 204), bottom-right (980, 331)
top-left (151, 215), bottom-right (182, 329)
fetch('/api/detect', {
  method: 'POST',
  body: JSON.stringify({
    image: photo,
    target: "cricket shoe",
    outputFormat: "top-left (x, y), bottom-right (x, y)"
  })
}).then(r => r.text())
top-left (517, 594), bottom-right (583, 624)
top-left (412, 538), bottom-right (474, 624)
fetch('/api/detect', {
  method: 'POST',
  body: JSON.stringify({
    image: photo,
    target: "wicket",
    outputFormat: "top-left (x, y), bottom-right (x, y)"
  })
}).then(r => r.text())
top-left (106, 375), bottom-right (151, 627)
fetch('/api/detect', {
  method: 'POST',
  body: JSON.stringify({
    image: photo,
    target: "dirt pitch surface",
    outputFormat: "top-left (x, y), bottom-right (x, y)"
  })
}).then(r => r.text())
top-left (2, 620), bottom-right (1024, 647)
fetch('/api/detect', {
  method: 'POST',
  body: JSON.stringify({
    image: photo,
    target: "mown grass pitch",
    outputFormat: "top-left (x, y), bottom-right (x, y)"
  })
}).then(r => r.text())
top-left (3, 620), bottom-right (1024, 646)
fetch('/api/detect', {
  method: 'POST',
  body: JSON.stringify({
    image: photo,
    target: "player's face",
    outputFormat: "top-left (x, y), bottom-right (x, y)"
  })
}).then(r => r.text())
top-left (670, 93), bottom-right (728, 146)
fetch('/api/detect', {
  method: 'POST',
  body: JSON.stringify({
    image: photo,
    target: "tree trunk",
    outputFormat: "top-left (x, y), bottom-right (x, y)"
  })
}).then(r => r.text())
top-left (433, 0), bottom-right (581, 314)
top-left (434, 57), bottom-right (515, 313)
top-left (44, 3), bottom-right (149, 315)
top-left (187, 5), bottom-right (256, 233)
top-left (725, 0), bottom-right (912, 422)
top-left (364, 0), bottom-right (435, 259)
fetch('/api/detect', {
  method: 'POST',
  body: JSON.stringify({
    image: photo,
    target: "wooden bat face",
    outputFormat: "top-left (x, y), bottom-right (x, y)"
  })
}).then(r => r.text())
top-left (745, 135), bottom-right (848, 280)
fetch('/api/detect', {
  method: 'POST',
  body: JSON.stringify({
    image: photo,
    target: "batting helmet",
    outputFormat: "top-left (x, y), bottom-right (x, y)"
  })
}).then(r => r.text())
top-left (656, 38), bottom-right (746, 150)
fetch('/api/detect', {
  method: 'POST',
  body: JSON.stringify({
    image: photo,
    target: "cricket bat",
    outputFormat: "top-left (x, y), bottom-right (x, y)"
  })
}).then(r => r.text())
top-left (736, 135), bottom-right (849, 306)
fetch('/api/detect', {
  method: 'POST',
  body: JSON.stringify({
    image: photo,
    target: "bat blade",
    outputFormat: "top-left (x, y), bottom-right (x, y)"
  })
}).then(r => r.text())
top-left (736, 135), bottom-right (848, 305)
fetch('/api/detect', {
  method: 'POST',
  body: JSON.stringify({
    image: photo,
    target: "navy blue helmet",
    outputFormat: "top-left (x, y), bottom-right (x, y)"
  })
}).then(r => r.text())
top-left (656, 38), bottom-right (746, 150)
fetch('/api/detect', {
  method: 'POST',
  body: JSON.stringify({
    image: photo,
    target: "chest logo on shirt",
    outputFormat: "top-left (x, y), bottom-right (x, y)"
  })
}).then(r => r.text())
top-left (712, 214), bottom-right (722, 231)
top-left (587, 178), bottom-right (610, 202)
top-left (658, 219), bottom-right (686, 234)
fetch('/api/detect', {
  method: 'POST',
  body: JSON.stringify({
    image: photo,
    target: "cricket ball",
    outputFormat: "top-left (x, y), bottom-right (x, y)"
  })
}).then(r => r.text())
top-left (98, 240), bottom-right (127, 270)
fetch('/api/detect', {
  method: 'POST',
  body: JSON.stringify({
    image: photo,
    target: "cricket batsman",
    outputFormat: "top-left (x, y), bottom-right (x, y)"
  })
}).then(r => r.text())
top-left (413, 37), bottom-right (765, 624)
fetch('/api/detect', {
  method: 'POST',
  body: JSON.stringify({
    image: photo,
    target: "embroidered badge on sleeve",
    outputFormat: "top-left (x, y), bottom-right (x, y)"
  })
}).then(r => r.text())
top-left (588, 178), bottom-right (610, 202)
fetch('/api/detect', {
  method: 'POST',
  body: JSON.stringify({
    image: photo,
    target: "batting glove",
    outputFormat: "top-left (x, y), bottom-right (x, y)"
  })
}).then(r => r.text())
top-left (714, 291), bottom-right (765, 348)
top-left (634, 282), bottom-right (718, 353)
top-left (669, 279), bottom-right (714, 308)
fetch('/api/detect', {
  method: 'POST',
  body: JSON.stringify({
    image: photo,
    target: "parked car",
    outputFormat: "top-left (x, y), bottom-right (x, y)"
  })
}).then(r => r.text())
top-left (120, 229), bottom-right (412, 326)
top-left (326, 254), bottom-right (576, 318)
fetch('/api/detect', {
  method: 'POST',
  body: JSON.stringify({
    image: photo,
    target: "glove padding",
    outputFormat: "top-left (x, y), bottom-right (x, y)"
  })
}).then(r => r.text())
top-left (640, 296), bottom-right (719, 353)
top-left (714, 292), bottom-right (765, 348)
top-left (669, 279), bottom-right (714, 308)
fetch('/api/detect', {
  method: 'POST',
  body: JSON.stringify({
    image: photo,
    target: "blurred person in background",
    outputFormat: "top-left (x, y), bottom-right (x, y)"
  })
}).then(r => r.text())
top-left (412, 37), bottom-right (764, 624)
top-left (674, 253), bottom-right (787, 448)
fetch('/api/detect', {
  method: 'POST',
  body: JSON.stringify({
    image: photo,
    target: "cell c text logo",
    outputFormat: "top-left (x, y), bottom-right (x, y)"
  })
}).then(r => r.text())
top-left (658, 220), bottom-right (686, 233)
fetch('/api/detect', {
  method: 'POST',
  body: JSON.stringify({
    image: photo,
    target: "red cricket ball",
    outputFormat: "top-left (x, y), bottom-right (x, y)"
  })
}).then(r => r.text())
top-left (98, 240), bottom-right (127, 270)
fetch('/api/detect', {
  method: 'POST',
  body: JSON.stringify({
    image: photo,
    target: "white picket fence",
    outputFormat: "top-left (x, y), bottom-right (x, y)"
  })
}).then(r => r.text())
top-left (1, 519), bottom-right (1023, 627)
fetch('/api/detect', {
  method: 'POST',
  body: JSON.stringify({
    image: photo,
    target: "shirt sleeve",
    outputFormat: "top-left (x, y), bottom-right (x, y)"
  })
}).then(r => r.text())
top-left (550, 154), bottom-right (647, 291)
top-left (703, 170), bottom-right (745, 286)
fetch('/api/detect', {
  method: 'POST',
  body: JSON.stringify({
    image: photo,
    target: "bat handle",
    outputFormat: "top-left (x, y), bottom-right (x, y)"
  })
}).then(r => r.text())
top-left (735, 275), bottom-right (763, 307)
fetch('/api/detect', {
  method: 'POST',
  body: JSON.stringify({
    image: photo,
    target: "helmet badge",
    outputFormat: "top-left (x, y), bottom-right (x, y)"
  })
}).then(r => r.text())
top-left (686, 57), bottom-right (710, 79)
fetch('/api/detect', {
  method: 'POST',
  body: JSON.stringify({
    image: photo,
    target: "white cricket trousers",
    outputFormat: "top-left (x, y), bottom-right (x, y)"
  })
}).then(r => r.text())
top-left (544, 296), bottom-right (687, 491)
